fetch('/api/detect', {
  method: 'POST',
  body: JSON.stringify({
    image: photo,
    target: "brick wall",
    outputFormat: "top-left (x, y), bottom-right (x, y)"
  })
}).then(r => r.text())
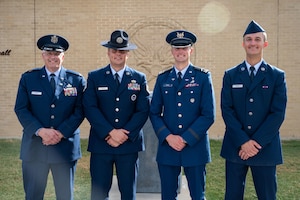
top-left (1, 0), bottom-right (299, 139)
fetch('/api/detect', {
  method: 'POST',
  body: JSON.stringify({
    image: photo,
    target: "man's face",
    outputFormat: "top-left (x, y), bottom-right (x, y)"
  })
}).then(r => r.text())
top-left (107, 48), bottom-right (129, 70)
top-left (243, 32), bottom-right (268, 57)
top-left (171, 46), bottom-right (193, 63)
top-left (42, 51), bottom-right (64, 72)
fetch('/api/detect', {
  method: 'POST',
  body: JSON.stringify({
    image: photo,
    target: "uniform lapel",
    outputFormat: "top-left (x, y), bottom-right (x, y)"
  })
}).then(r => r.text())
top-left (167, 68), bottom-right (179, 89)
top-left (118, 67), bottom-right (132, 95)
top-left (40, 67), bottom-right (53, 98)
top-left (239, 62), bottom-right (252, 89)
top-left (104, 65), bottom-right (119, 92)
top-left (178, 65), bottom-right (194, 90)
top-left (248, 62), bottom-right (267, 93)
top-left (57, 67), bottom-right (67, 97)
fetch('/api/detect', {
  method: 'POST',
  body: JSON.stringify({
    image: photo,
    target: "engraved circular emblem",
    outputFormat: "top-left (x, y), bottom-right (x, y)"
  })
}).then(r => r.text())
top-left (131, 94), bottom-right (137, 101)
top-left (116, 37), bottom-right (123, 44)
top-left (261, 67), bottom-right (266, 71)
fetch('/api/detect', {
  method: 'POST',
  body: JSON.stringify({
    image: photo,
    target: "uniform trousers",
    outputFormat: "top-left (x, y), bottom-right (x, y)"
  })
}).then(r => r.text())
top-left (22, 160), bottom-right (77, 200)
top-left (225, 160), bottom-right (277, 200)
top-left (90, 152), bottom-right (139, 200)
top-left (158, 163), bottom-right (206, 200)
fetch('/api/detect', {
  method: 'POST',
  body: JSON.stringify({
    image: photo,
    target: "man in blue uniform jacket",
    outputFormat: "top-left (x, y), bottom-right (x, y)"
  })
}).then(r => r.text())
top-left (150, 30), bottom-right (215, 200)
top-left (14, 34), bottom-right (86, 200)
top-left (83, 30), bottom-right (150, 200)
top-left (220, 20), bottom-right (287, 200)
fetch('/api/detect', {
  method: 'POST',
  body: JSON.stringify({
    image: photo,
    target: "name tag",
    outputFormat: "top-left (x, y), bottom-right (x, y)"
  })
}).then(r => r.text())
top-left (31, 91), bottom-right (42, 95)
top-left (163, 84), bottom-right (173, 87)
top-left (232, 84), bottom-right (243, 88)
top-left (98, 87), bottom-right (108, 91)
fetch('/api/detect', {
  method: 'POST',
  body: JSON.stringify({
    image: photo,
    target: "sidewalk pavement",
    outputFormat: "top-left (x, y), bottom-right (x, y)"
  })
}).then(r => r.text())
top-left (108, 175), bottom-right (190, 200)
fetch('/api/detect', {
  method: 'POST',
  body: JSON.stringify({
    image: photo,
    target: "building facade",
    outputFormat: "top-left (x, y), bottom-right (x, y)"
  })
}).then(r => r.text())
top-left (1, 0), bottom-right (299, 139)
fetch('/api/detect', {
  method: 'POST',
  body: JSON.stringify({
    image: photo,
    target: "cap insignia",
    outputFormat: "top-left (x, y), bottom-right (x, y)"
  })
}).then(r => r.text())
top-left (116, 37), bottom-right (123, 44)
top-left (51, 35), bottom-right (58, 44)
top-left (176, 32), bottom-right (184, 38)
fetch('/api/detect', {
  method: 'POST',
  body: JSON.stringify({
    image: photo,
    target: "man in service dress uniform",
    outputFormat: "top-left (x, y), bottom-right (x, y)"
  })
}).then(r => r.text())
top-left (220, 20), bottom-right (287, 200)
top-left (83, 30), bottom-right (150, 200)
top-left (150, 30), bottom-right (215, 200)
top-left (14, 35), bottom-right (86, 200)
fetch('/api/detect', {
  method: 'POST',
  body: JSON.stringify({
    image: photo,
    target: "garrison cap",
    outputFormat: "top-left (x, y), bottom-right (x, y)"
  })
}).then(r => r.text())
top-left (166, 30), bottom-right (197, 48)
top-left (101, 30), bottom-right (137, 50)
top-left (37, 34), bottom-right (69, 52)
top-left (243, 20), bottom-right (265, 37)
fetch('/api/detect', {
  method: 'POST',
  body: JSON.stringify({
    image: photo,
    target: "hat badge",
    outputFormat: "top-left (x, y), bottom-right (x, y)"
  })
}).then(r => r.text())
top-left (176, 32), bottom-right (184, 38)
top-left (116, 37), bottom-right (123, 44)
top-left (51, 35), bottom-right (58, 44)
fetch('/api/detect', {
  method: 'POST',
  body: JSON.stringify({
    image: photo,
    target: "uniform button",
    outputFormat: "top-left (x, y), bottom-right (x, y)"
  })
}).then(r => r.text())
top-left (177, 91), bottom-right (182, 96)
top-left (51, 115), bottom-right (55, 119)
top-left (249, 111), bottom-right (253, 116)
top-left (247, 125), bottom-right (251, 129)
top-left (178, 103), bottom-right (182, 107)
top-left (178, 114), bottom-right (182, 118)
top-left (178, 125), bottom-right (183, 129)
top-left (51, 104), bottom-right (55, 108)
top-left (249, 98), bottom-right (254, 102)
top-left (115, 118), bottom-right (119, 123)
top-left (116, 98), bottom-right (120, 101)
top-left (165, 91), bottom-right (168, 94)
top-left (190, 91), bottom-right (194, 94)
top-left (115, 108), bottom-right (119, 112)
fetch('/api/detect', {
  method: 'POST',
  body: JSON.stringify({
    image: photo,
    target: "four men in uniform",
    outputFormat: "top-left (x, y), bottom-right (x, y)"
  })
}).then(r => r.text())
top-left (14, 20), bottom-right (286, 200)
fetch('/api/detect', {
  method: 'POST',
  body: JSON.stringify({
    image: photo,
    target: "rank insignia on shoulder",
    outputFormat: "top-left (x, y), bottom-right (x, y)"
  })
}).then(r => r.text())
top-left (200, 68), bottom-right (209, 73)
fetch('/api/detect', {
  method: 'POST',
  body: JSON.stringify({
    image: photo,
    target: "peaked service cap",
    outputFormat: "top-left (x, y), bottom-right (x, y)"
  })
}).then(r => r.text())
top-left (37, 34), bottom-right (69, 52)
top-left (166, 30), bottom-right (197, 48)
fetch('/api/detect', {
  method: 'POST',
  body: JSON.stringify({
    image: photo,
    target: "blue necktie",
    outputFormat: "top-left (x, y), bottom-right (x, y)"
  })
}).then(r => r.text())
top-left (115, 73), bottom-right (120, 87)
top-left (50, 74), bottom-right (56, 94)
top-left (177, 71), bottom-right (182, 83)
top-left (250, 66), bottom-right (255, 81)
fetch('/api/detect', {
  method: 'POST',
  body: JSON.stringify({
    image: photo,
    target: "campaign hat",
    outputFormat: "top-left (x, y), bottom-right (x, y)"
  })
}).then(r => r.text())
top-left (37, 34), bottom-right (69, 52)
top-left (243, 20), bottom-right (265, 36)
top-left (101, 30), bottom-right (137, 50)
top-left (166, 30), bottom-right (197, 48)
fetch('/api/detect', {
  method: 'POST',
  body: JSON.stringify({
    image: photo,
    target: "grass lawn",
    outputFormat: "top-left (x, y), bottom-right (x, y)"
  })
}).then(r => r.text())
top-left (0, 139), bottom-right (299, 199)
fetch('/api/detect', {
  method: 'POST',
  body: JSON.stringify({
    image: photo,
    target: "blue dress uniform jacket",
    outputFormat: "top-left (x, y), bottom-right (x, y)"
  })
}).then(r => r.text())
top-left (150, 64), bottom-right (215, 167)
top-left (220, 60), bottom-right (287, 166)
top-left (14, 66), bottom-right (86, 163)
top-left (83, 65), bottom-right (150, 154)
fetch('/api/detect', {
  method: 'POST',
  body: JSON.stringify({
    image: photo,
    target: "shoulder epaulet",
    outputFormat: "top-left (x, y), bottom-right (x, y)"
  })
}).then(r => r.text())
top-left (200, 68), bottom-right (210, 74)
top-left (25, 67), bottom-right (42, 73)
top-left (66, 69), bottom-right (83, 77)
top-left (158, 67), bottom-right (173, 75)
top-left (194, 66), bottom-right (209, 74)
